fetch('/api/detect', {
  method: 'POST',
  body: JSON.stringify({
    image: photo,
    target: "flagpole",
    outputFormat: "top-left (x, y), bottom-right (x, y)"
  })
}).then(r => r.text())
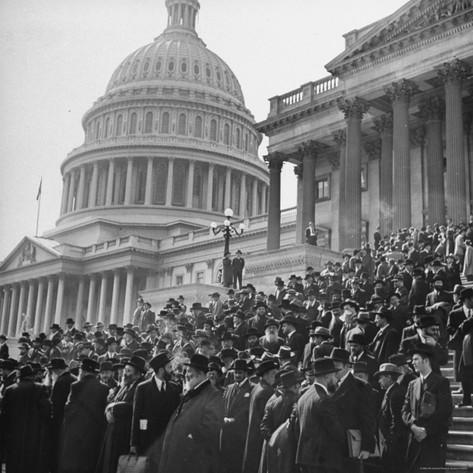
top-left (35, 178), bottom-right (42, 237)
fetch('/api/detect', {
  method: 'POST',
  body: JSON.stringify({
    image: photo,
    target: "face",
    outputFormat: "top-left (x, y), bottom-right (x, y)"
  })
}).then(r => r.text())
top-left (123, 365), bottom-right (139, 384)
top-left (353, 371), bottom-right (369, 383)
top-left (281, 323), bottom-right (292, 335)
top-left (256, 306), bottom-right (266, 316)
top-left (234, 369), bottom-right (247, 383)
top-left (375, 314), bottom-right (386, 328)
top-left (434, 282), bottom-right (443, 291)
top-left (247, 335), bottom-right (258, 346)
top-left (262, 368), bottom-right (278, 386)
top-left (185, 366), bottom-right (205, 390)
top-left (100, 370), bottom-right (113, 383)
top-left (265, 325), bottom-right (278, 337)
top-left (207, 370), bottom-right (220, 385)
top-left (326, 372), bottom-right (339, 393)
top-left (349, 343), bottom-right (362, 357)
top-left (411, 354), bottom-right (429, 373)
top-left (378, 374), bottom-right (394, 390)
top-left (390, 295), bottom-right (400, 307)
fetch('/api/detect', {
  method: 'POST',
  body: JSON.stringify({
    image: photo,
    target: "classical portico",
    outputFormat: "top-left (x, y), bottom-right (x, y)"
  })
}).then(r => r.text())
top-left (258, 0), bottom-right (473, 251)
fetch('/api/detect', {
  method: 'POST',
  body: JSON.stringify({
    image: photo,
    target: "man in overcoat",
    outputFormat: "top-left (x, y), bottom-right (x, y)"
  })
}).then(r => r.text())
top-left (158, 354), bottom-right (224, 473)
top-left (58, 358), bottom-right (109, 473)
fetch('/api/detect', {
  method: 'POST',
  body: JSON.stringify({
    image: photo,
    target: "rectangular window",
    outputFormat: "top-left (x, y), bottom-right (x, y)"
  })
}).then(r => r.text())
top-left (361, 165), bottom-right (368, 191)
top-left (153, 159), bottom-right (168, 204)
top-left (315, 175), bottom-right (330, 202)
top-left (196, 271), bottom-right (204, 284)
top-left (176, 275), bottom-right (184, 286)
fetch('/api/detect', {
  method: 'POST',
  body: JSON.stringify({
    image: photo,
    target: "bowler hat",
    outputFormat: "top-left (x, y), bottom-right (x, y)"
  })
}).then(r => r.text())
top-left (150, 352), bottom-right (173, 371)
top-left (264, 319), bottom-right (279, 330)
top-left (246, 328), bottom-right (261, 338)
top-left (313, 327), bottom-right (331, 339)
top-left (220, 348), bottom-right (238, 360)
top-left (19, 365), bottom-right (34, 379)
top-left (279, 370), bottom-right (300, 388)
top-left (125, 356), bottom-right (147, 373)
top-left (330, 348), bottom-right (350, 364)
top-left (66, 318), bottom-right (74, 325)
top-left (191, 302), bottom-right (203, 310)
top-left (81, 358), bottom-right (100, 373)
top-left (374, 363), bottom-right (401, 378)
top-left (50, 323), bottom-right (61, 331)
top-left (231, 359), bottom-right (249, 372)
top-left (347, 333), bottom-right (367, 346)
top-left (209, 292), bottom-right (220, 298)
top-left (460, 288), bottom-right (473, 301)
top-left (47, 358), bottom-right (68, 370)
top-left (388, 353), bottom-right (410, 366)
top-left (256, 359), bottom-right (279, 376)
top-left (184, 354), bottom-right (209, 373)
top-left (355, 312), bottom-right (372, 323)
top-left (280, 315), bottom-right (298, 326)
top-left (100, 361), bottom-right (114, 372)
top-left (409, 343), bottom-right (435, 358)
top-left (313, 357), bottom-right (340, 376)
top-left (341, 300), bottom-right (359, 312)
top-left (418, 315), bottom-right (439, 329)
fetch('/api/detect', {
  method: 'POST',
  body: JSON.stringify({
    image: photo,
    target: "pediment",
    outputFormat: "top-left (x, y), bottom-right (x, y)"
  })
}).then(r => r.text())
top-left (326, 0), bottom-right (473, 75)
top-left (0, 237), bottom-right (62, 272)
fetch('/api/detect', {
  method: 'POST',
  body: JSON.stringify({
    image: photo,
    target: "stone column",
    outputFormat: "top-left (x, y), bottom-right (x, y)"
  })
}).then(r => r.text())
top-left (187, 160), bottom-right (195, 208)
top-left (294, 163), bottom-right (304, 243)
top-left (144, 157), bottom-right (154, 205)
top-left (106, 160), bottom-right (115, 205)
top-left (262, 185), bottom-right (267, 214)
top-left (75, 277), bottom-right (85, 327)
top-left (373, 114), bottom-right (394, 235)
top-left (420, 97), bottom-right (445, 224)
top-left (26, 280), bottom-right (36, 332)
top-left (207, 164), bottom-right (214, 211)
top-left (1, 287), bottom-right (10, 335)
top-left (33, 279), bottom-right (45, 335)
top-left (266, 156), bottom-right (284, 250)
top-left (89, 162), bottom-right (99, 208)
top-left (386, 79), bottom-right (418, 230)
top-left (239, 173), bottom-right (247, 217)
top-left (42, 278), bottom-right (55, 333)
top-left (300, 141), bottom-right (317, 232)
top-left (332, 130), bottom-right (347, 244)
top-left (438, 59), bottom-right (471, 223)
top-left (8, 285), bottom-right (19, 337)
top-left (110, 270), bottom-right (121, 325)
top-left (224, 168), bottom-right (232, 209)
top-left (124, 158), bottom-right (134, 205)
top-left (123, 268), bottom-right (135, 325)
top-left (166, 158), bottom-right (174, 205)
top-left (54, 274), bottom-right (65, 325)
top-left (16, 282), bottom-right (27, 335)
top-left (60, 175), bottom-right (69, 215)
top-left (97, 272), bottom-right (109, 324)
top-left (67, 171), bottom-right (75, 212)
top-left (86, 276), bottom-right (97, 324)
top-left (76, 166), bottom-right (86, 210)
top-left (251, 178), bottom-right (258, 216)
top-left (337, 97), bottom-right (369, 249)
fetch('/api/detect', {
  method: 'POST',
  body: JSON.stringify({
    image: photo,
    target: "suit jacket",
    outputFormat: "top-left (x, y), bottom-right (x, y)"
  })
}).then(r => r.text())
top-left (140, 310), bottom-right (156, 332)
top-left (286, 331), bottom-right (306, 364)
top-left (51, 371), bottom-right (77, 436)
top-left (350, 350), bottom-right (378, 382)
top-left (293, 384), bottom-right (345, 470)
top-left (0, 342), bottom-right (9, 359)
top-left (369, 325), bottom-right (400, 365)
top-left (232, 257), bottom-right (245, 273)
top-left (130, 377), bottom-right (181, 454)
top-left (425, 290), bottom-right (452, 308)
top-left (400, 334), bottom-right (448, 373)
top-left (332, 372), bottom-right (377, 454)
top-left (274, 288), bottom-right (287, 306)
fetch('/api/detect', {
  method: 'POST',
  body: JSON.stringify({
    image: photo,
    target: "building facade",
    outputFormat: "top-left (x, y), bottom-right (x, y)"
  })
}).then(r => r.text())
top-left (257, 0), bottom-right (473, 252)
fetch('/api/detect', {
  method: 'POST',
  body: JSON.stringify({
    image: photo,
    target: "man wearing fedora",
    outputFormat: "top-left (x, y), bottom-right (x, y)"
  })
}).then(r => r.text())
top-left (232, 249), bottom-right (245, 290)
top-left (48, 357), bottom-right (77, 473)
top-left (375, 363), bottom-right (407, 473)
top-left (259, 319), bottom-right (284, 355)
top-left (221, 359), bottom-right (253, 473)
top-left (281, 314), bottom-right (306, 365)
top-left (130, 352), bottom-right (180, 464)
top-left (59, 358), bottom-right (109, 473)
top-left (242, 359), bottom-right (279, 473)
top-left (159, 354), bottom-right (224, 473)
top-left (347, 333), bottom-right (378, 383)
top-left (292, 357), bottom-right (345, 473)
top-left (370, 309), bottom-right (400, 365)
top-left (96, 356), bottom-right (146, 473)
top-left (402, 344), bottom-right (453, 473)
top-left (140, 302), bottom-right (156, 333)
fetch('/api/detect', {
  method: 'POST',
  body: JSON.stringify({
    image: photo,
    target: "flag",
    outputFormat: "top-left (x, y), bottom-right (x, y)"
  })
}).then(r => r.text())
top-left (36, 178), bottom-right (42, 201)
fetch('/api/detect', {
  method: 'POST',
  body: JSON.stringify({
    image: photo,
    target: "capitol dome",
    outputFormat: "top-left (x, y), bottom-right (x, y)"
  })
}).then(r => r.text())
top-left (53, 0), bottom-right (269, 245)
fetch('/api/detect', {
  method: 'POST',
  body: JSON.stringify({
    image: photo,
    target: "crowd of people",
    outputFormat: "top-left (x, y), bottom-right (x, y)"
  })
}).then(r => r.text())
top-left (1, 222), bottom-right (473, 473)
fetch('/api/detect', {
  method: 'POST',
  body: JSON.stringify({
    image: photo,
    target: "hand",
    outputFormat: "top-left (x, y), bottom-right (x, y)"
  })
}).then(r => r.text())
top-left (105, 410), bottom-right (114, 424)
top-left (358, 450), bottom-right (370, 460)
top-left (224, 417), bottom-right (235, 424)
top-left (129, 446), bottom-right (137, 455)
top-left (411, 425), bottom-right (427, 442)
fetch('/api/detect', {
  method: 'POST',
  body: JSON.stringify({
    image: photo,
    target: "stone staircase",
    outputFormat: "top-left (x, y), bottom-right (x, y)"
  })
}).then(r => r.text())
top-left (444, 351), bottom-right (473, 472)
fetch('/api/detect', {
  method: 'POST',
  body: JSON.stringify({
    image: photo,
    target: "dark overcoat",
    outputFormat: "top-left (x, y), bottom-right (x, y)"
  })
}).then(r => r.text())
top-left (58, 374), bottom-right (109, 473)
top-left (369, 325), bottom-right (400, 365)
top-left (221, 378), bottom-right (253, 473)
top-left (158, 380), bottom-right (224, 473)
top-left (1, 380), bottom-right (51, 473)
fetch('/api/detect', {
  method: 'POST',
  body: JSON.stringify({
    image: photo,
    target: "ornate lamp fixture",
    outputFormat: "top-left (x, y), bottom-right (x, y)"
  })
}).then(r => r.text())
top-left (210, 208), bottom-right (245, 255)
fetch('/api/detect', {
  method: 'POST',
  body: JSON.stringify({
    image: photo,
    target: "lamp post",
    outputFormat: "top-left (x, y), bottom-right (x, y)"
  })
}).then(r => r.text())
top-left (210, 208), bottom-right (245, 256)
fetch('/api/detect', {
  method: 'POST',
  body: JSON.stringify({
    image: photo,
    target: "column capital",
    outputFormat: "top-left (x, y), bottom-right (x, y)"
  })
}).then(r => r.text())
top-left (385, 79), bottom-right (419, 102)
top-left (364, 139), bottom-right (381, 161)
top-left (266, 155), bottom-right (284, 172)
top-left (331, 129), bottom-right (346, 147)
top-left (326, 153), bottom-right (340, 170)
top-left (337, 97), bottom-right (369, 119)
top-left (409, 125), bottom-right (426, 147)
top-left (298, 140), bottom-right (327, 158)
top-left (419, 96), bottom-right (445, 121)
top-left (185, 262), bottom-right (194, 272)
top-left (293, 162), bottom-right (303, 178)
top-left (206, 259), bottom-right (215, 269)
top-left (372, 113), bottom-right (393, 134)
top-left (437, 59), bottom-right (471, 84)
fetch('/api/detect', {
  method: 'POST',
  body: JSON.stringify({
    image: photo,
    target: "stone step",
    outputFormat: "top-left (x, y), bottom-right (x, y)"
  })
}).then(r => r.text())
top-left (442, 367), bottom-right (455, 377)
top-left (454, 406), bottom-right (473, 417)
top-left (447, 444), bottom-right (473, 462)
top-left (445, 460), bottom-right (473, 472)
top-left (448, 430), bottom-right (473, 444)
top-left (452, 416), bottom-right (473, 431)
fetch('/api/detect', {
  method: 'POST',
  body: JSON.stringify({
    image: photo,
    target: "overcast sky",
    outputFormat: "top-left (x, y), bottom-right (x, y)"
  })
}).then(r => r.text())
top-left (0, 0), bottom-right (407, 259)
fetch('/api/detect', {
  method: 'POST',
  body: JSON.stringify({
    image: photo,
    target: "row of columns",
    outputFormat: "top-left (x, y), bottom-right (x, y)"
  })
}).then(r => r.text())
top-left (60, 158), bottom-right (268, 218)
top-left (265, 60), bottom-right (471, 251)
top-left (0, 268), bottom-right (137, 337)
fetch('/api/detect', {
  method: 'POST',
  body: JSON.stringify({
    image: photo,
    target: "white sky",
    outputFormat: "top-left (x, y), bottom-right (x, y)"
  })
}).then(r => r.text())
top-left (0, 0), bottom-right (407, 260)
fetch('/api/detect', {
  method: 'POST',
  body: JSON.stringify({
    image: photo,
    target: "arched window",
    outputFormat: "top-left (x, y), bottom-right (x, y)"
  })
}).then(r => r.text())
top-left (223, 123), bottom-right (230, 145)
top-left (116, 115), bottom-right (123, 136)
top-left (236, 128), bottom-right (241, 149)
top-left (129, 112), bottom-right (137, 135)
top-left (161, 112), bottom-right (170, 134)
top-left (144, 111), bottom-right (153, 134)
top-left (194, 116), bottom-right (203, 138)
top-left (95, 121), bottom-right (101, 140)
top-left (104, 117), bottom-right (110, 138)
top-left (177, 113), bottom-right (187, 135)
top-left (210, 119), bottom-right (217, 141)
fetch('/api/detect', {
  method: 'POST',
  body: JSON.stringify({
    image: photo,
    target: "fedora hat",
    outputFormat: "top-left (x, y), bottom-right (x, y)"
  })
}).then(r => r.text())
top-left (81, 358), bottom-right (100, 373)
top-left (353, 361), bottom-right (369, 374)
top-left (231, 359), bottom-right (250, 372)
top-left (330, 348), bottom-right (350, 364)
top-left (313, 327), bottom-right (331, 339)
top-left (125, 356), bottom-right (147, 373)
top-left (374, 363), bottom-right (401, 378)
top-left (47, 358), bottom-right (68, 370)
top-left (313, 357), bottom-right (340, 376)
top-left (347, 333), bottom-right (367, 346)
top-left (256, 359), bottom-right (279, 376)
top-left (264, 319), bottom-right (279, 330)
top-left (355, 312), bottom-right (372, 323)
top-left (149, 352), bottom-right (173, 371)
top-left (418, 315), bottom-right (439, 329)
top-left (341, 300), bottom-right (359, 311)
top-left (279, 370), bottom-right (300, 388)
top-left (184, 354), bottom-right (209, 373)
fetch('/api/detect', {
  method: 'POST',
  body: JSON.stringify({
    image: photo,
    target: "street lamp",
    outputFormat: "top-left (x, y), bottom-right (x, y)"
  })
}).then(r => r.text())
top-left (210, 208), bottom-right (245, 255)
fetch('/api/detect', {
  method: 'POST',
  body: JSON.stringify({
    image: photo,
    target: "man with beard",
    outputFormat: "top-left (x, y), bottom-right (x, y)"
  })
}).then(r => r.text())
top-left (280, 314), bottom-right (306, 364)
top-left (59, 358), bottom-right (109, 473)
top-left (130, 352), bottom-right (180, 468)
top-left (245, 328), bottom-right (262, 351)
top-left (259, 319), bottom-right (284, 355)
top-left (292, 357), bottom-right (345, 473)
top-left (96, 356), bottom-right (146, 473)
top-left (330, 348), bottom-right (377, 472)
top-left (242, 359), bottom-right (279, 473)
top-left (48, 358), bottom-right (77, 473)
top-left (249, 302), bottom-right (268, 334)
top-left (221, 359), bottom-right (253, 473)
top-left (159, 354), bottom-right (224, 473)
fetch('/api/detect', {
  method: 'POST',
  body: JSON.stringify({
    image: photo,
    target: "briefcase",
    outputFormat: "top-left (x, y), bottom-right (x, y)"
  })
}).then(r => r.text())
top-left (116, 454), bottom-right (150, 473)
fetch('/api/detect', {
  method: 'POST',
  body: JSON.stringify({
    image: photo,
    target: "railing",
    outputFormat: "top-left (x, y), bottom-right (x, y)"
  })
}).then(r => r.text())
top-left (269, 75), bottom-right (341, 117)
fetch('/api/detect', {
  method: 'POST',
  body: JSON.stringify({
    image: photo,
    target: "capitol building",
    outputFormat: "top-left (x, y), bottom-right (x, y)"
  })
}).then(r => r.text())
top-left (1, 0), bottom-right (472, 336)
